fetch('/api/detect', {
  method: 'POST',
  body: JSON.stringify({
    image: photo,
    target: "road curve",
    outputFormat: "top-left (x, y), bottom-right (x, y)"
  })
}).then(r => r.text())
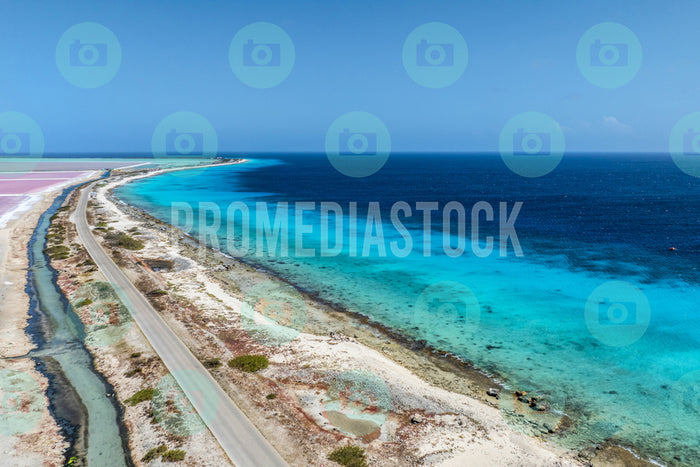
top-left (75, 181), bottom-right (288, 467)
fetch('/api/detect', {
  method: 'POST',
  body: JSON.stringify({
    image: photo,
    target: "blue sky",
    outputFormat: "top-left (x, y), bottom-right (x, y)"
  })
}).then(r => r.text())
top-left (1, 0), bottom-right (698, 154)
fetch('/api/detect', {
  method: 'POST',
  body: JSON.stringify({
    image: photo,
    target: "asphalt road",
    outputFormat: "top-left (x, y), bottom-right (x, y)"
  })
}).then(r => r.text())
top-left (75, 182), bottom-right (288, 467)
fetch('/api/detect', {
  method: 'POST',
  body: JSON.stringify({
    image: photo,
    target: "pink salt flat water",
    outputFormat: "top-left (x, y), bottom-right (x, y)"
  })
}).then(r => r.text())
top-left (0, 195), bottom-right (27, 217)
top-left (0, 171), bottom-right (92, 220)
top-left (1, 171), bottom-right (88, 179)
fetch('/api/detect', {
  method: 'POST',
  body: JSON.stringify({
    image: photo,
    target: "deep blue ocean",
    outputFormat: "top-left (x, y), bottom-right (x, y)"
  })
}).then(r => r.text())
top-left (117, 154), bottom-right (700, 465)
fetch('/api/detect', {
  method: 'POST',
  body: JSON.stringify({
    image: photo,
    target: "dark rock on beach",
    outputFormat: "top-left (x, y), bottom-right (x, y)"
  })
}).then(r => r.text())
top-left (410, 340), bottom-right (427, 351)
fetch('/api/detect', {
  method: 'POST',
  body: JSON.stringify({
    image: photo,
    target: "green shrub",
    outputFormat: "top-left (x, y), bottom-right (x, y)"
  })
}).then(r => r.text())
top-left (44, 245), bottom-right (69, 254)
top-left (142, 444), bottom-right (167, 462)
top-left (203, 358), bottom-right (222, 369)
top-left (328, 446), bottom-right (368, 467)
top-left (116, 233), bottom-right (144, 250)
top-left (228, 355), bottom-right (269, 372)
top-left (125, 368), bottom-right (142, 377)
top-left (75, 298), bottom-right (93, 308)
top-left (162, 449), bottom-right (186, 462)
top-left (46, 233), bottom-right (64, 243)
top-left (125, 388), bottom-right (154, 406)
top-left (266, 393), bottom-right (277, 400)
top-left (130, 352), bottom-right (142, 358)
top-left (44, 245), bottom-right (70, 259)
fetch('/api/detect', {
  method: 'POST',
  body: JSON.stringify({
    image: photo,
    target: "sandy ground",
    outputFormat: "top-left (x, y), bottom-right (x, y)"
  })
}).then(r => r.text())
top-left (0, 174), bottom-right (96, 466)
top-left (57, 165), bottom-right (595, 467)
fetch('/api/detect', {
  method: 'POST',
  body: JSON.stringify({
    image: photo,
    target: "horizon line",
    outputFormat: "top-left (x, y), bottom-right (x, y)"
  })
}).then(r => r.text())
top-left (8, 151), bottom-right (673, 158)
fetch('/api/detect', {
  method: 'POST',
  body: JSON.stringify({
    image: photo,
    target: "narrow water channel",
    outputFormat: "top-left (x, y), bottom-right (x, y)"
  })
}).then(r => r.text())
top-left (26, 185), bottom-right (132, 466)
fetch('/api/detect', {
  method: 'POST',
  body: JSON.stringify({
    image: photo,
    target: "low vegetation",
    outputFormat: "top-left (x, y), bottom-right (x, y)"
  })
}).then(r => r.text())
top-left (266, 393), bottom-right (277, 400)
top-left (104, 230), bottom-right (145, 250)
top-left (125, 388), bottom-right (154, 406)
top-left (44, 245), bottom-right (70, 260)
top-left (162, 449), bottom-right (186, 462)
top-left (328, 446), bottom-right (368, 467)
top-left (116, 232), bottom-right (145, 250)
top-left (228, 355), bottom-right (269, 372)
top-left (142, 444), bottom-right (167, 462)
top-left (74, 298), bottom-right (93, 308)
top-left (203, 358), bottom-right (222, 369)
top-left (125, 367), bottom-right (142, 377)
top-left (147, 289), bottom-right (168, 297)
top-left (142, 445), bottom-right (186, 463)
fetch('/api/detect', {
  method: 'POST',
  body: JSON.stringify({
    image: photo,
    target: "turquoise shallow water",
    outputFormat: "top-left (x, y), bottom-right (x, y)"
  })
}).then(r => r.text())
top-left (117, 155), bottom-right (700, 465)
